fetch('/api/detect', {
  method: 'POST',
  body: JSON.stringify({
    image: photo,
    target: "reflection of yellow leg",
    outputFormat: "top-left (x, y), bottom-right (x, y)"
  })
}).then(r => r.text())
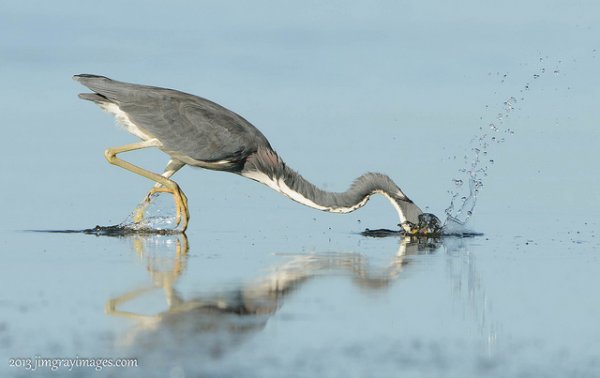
top-left (104, 139), bottom-right (189, 232)
top-left (105, 286), bottom-right (161, 321)
top-left (105, 234), bottom-right (189, 322)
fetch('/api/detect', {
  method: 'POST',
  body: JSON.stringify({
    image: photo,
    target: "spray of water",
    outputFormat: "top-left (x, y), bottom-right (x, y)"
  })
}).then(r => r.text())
top-left (118, 192), bottom-right (181, 233)
top-left (443, 57), bottom-right (561, 233)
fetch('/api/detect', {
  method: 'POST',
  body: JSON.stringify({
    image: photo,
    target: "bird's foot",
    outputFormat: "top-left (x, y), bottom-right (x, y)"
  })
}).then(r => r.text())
top-left (145, 185), bottom-right (189, 232)
top-left (123, 187), bottom-right (189, 233)
top-left (133, 203), bottom-right (148, 224)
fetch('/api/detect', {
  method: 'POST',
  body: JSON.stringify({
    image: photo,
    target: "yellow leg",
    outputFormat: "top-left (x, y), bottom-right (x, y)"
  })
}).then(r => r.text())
top-left (104, 139), bottom-right (189, 232)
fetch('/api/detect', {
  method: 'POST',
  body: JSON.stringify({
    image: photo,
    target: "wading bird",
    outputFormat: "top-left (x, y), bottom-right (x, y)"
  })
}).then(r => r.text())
top-left (74, 75), bottom-right (439, 234)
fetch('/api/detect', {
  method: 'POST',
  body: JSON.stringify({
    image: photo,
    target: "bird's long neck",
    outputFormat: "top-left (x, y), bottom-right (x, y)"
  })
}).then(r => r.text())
top-left (241, 147), bottom-right (423, 225)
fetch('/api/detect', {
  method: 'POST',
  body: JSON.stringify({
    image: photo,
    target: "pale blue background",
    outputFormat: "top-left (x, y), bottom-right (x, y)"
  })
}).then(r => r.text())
top-left (1, 1), bottom-right (599, 377)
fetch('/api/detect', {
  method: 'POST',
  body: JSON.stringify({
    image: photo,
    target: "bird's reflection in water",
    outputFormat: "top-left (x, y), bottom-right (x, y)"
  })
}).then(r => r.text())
top-left (105, 235), bottom-right (189, 328)
top-left (106, 235), bottom-right (442, 363)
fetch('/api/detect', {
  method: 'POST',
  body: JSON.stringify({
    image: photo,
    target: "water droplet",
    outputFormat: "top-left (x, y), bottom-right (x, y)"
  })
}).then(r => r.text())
top-left (453, 179), bottom-right (464, 186)
top-left (489, 159), bottom-right (494, 164)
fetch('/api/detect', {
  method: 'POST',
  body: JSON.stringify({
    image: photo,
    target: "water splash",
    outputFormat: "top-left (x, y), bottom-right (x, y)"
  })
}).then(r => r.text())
top-left (116, 192), bottom-right (181, 233)
top-left (443, 57), bottom-right (561, 231)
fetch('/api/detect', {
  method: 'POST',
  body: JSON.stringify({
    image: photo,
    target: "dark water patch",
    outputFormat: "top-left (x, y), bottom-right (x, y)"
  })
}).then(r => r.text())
top-left (360, 228), bottom-right (483, 238)
top-left (26, 224), bottom-right (182, 237)
top-left (360, 228), bottom-right (404, 237)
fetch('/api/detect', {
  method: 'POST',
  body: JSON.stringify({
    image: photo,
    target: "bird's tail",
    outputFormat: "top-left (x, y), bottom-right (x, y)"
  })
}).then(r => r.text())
top-left (73, 74), bottom-right (131, 102)
top-left (77, 92), bottom-right (111, 103)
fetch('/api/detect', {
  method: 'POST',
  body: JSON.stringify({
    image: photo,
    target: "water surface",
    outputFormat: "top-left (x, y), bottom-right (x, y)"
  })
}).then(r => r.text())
top-left (1, 1), bottom-right (600, 377)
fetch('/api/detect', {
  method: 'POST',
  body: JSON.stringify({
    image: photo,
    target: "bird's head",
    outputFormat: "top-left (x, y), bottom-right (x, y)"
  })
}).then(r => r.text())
top-left (400, 213), bottom-right (442, 236)
top-left (393, 195), bottom-right (442, 236)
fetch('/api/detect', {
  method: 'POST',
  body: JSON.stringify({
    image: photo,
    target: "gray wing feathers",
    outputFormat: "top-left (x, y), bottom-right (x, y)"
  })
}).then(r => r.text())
top-left (74, 74), bottom-right (270, 163)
